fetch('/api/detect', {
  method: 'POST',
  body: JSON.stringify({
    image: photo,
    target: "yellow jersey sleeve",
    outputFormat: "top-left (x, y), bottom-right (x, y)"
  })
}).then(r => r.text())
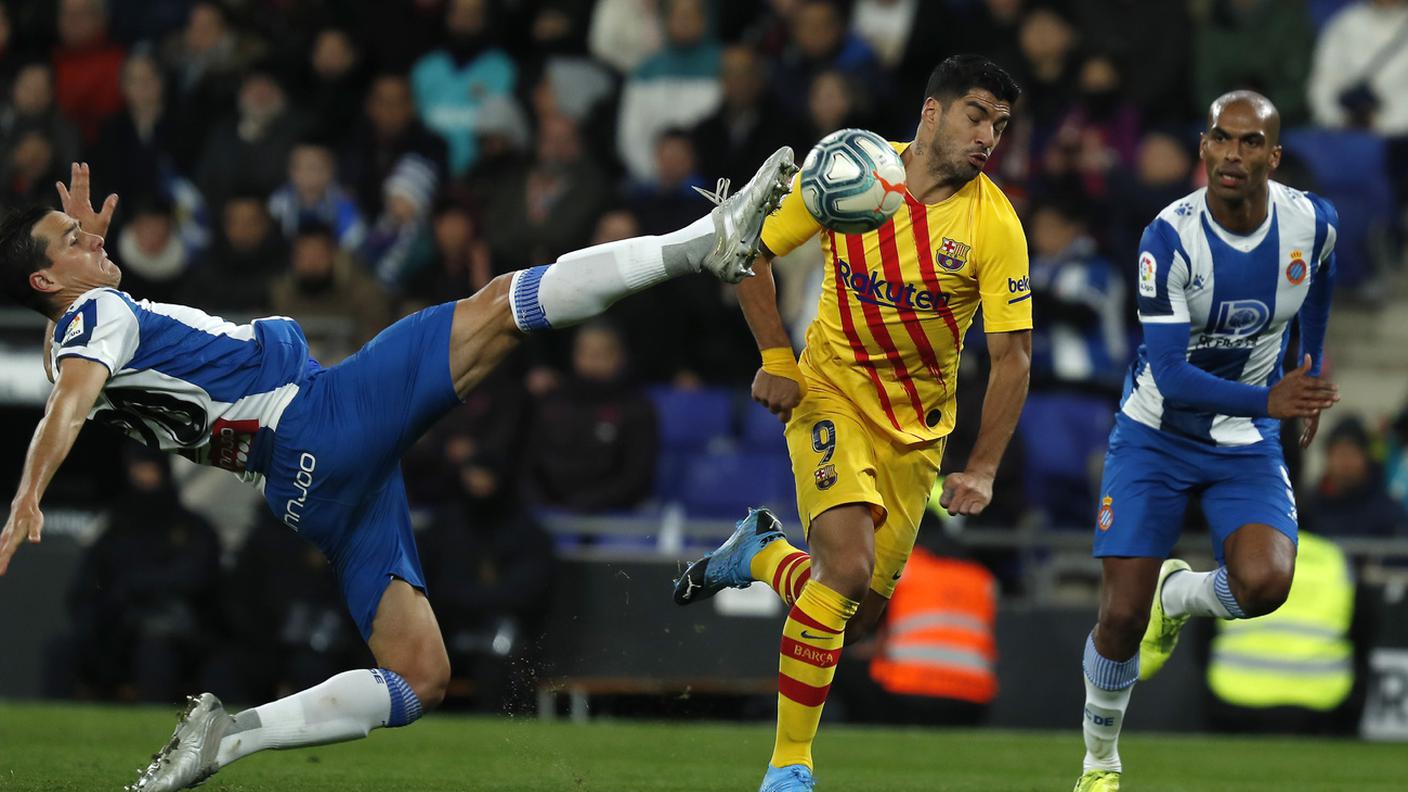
top-left (760, 172), bottom-right (822, 258)
top-left (974, 189), bottom-right (1033, 333)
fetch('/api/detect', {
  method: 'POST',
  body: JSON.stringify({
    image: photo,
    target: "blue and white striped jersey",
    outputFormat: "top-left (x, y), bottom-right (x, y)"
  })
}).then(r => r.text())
top-left (50, 288), bottom-right (317, 483)
top-left (1122, 181), bottom-right (1338, 447)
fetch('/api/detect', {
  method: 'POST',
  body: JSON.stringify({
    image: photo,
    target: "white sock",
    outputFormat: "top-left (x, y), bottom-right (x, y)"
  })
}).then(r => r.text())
top-left (1081, 632), bottom-right (1138, 774)
top-left (509, 214), bottom-right (715, 331)
top-left (1160, 566), bottom-right (1243, 619)
top-left (216, 669), bottom-right (422, 768)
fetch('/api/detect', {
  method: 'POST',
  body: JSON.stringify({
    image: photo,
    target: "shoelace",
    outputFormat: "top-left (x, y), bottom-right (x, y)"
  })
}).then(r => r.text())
top-left (691, 177), bottom-right (733, 206)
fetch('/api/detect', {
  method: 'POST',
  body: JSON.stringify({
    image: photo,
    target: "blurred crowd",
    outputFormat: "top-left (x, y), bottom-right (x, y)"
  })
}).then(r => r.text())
top-left (7, 0), bottom-right (1408, 708)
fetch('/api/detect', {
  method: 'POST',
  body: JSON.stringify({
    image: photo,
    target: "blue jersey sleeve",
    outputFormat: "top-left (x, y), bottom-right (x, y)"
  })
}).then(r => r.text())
top-left (1300, 193), bottom-right (1339, 377)
top-left (1135, 220), bottom-right (1190, 324)
top-left (52, 289), bottom-right (139, 374)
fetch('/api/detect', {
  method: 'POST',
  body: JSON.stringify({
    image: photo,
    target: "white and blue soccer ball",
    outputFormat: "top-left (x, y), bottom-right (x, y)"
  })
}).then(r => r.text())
top-left (800, 128), bottom-right (907, 235)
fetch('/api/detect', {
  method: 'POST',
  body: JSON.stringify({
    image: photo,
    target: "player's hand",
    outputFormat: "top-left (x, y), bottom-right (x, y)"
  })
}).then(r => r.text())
top-left (1300, 411), bottom-right (1322, 449)
top-left (752, 368), bottom-right (803, 423)
top-left (939, 471), bottom-right (993, 517)
top-left (1268, 355), bottom-right (1338, 419)
top-left (56, 162), bottom-right (118, 240)
top-left (0, 496), bottom-right (44, 576)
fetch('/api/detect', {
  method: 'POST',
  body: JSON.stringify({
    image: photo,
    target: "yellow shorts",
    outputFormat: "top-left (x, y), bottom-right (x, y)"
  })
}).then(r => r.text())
top-left (783, 379), bottom-right (945, 599)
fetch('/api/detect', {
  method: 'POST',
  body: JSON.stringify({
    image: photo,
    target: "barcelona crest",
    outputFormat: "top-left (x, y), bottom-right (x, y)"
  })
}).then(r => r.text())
top-left (936, 237), bottom-right (971, 271)
top-left (814, 464), bottom-right (838, 491)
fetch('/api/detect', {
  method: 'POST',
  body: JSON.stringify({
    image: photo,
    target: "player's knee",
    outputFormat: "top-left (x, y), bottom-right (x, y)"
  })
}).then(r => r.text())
top-left (1229, 566), bottom-right (1292, 617)
top-left (818, 555), bottom-right (873, 603)
top-left (398, 650), bottom-right (451, 711)
top-left (1098, 601), bottom-right (1150, 644)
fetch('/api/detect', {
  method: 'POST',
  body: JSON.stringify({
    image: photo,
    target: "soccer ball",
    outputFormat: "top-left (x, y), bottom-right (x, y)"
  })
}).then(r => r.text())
top-left (800, 128), bottom-right (907, 235)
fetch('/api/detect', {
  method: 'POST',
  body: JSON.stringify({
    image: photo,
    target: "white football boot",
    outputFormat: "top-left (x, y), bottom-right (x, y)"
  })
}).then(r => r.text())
top-left (693, 145), bottom-right (798, 284)
top-left (127, 693), bottom-right (232, 791)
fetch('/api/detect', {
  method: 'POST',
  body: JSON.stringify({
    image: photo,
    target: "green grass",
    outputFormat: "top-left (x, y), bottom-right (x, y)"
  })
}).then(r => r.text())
top-left (1, 701), bottom-right (1403, 791)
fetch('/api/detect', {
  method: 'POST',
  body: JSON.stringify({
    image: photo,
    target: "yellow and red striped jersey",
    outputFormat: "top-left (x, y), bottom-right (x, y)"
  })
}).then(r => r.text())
top-left (761, 141), bottom-right (1032, 446)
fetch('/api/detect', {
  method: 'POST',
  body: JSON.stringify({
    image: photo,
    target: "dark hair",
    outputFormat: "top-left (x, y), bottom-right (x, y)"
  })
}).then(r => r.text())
top-left (294, 219), bottom-right (336, 243)
top-left (924, 54), bottom-right (1022, 105)
top-left (0, 205), bottom-right (57, 315)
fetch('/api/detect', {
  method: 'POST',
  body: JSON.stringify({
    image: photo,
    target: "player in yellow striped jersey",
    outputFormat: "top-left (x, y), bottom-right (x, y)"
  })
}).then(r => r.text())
top-left (672, 55), bottom-right (1032, 791)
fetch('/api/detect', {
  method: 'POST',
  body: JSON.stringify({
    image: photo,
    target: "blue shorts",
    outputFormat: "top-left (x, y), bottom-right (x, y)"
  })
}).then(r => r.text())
top-left (1092, 414), bottom-right (1298, 564)
top-left (255, 302), bottom-right (460, 640)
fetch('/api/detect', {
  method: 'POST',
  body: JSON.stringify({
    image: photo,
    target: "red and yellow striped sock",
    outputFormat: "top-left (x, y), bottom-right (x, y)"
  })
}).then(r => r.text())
top-left (771, 580), bottom-right (858, 770)
top-left (749, 538), bottom-right (813, 607)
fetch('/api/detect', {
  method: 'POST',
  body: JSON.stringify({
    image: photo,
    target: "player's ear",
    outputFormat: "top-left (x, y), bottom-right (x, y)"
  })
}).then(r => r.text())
top-left (29, 268), bottom-right (60, 295)
top-left (921, 96), bottom-right (942, 129)
top-left (1268, 144), bottom-right (1282, 172)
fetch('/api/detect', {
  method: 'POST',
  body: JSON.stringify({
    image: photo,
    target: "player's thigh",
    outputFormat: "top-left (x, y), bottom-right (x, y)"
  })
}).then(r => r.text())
top-left (449, 272), bottom-right (524, 399)
top-left (1090, 434), bottom-right (1191, 562)
top-left (868, 436), bottom-right (945, 600)
top-left (1202, 454), bottom-right (1299, 566)
top-left (783, 389), bottom-right (886, 536)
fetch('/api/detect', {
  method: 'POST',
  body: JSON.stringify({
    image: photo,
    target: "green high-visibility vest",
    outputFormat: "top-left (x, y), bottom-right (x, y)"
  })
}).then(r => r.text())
top-left (1207, 532), bottom-right (1354, 711)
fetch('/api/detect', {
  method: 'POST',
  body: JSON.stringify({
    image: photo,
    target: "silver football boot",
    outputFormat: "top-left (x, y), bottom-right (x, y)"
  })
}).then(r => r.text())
top-left (127, 693), bottom-right (232, 792)
top-left (693, 146), bottom-right (798, 283)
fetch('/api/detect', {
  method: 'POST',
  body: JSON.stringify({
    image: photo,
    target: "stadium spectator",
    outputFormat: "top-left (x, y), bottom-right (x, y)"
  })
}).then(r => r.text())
top-left (693, 45), bottom-right (803, 188)
top-left (91, 53), bottom-right (175, 208)
top-left (402, 198), bottom-right (495, 312)
top-left (1039, 52), bottom-right (1141, 201)
top-left (64, 449), bottom-right (222, 703)
top-left (340, 72), bottom-right (449, 222)
top-left (179, 193), bottom-right (286, 313)
top-left (411, 0), bottom-right (516, 176)
top-left (523, 321), bottom-right (658, 512)
top-left (1308, 0), bottom-right (1408, 135)
top-left (1305, 417), bottom-right (1408, 537)
top-left (270, 222), bottom-right (392, 353)
top-left (1026, 197), bottom-right (1128, 395)
top-left (1070, 0), bottom-right (1193, 125)
top-left (159, 1), bottom-right (267, 170)
top-left (627, 128), bottom-right (708, 235)
top-left (356, 0), bottom-right (445, 73)
top-left (1, 129), bottom-right (66, 206)
top-left (418, 452), bottom-right (555, 713)
top-left (588, 0), bottom-right (664, 75)
top-left (195, 65), bottom-right (304, 213)
top-left (616, 0), bottom-right (722, 182)
top-left (298, 26), bottom-right (369, 143)
top-left (1105, 130), bottom-right (1196, 266)
top-left (0, 62), bottom-right (83, 179)
top-left (771, 0), bottom-right (883, 122)
top-left (209, 511), bottom-right (366, 705)
top-left (466, 93), bottom-right (532, 198)
top-left (0, 4), bottom-right (23, 95)
top-left (360, 153), bottom-right (439, 290)
top-left (113, 196), bottom-right (191, 304)
top-left (267, 140), bottom-right (367, 250)
top-left (484, 113), bottom-right (612, 272)
top-left (804, 69), bottom-right (867, 141)
top-left (1013, 5), bottom-right (1078, 136)
top-left (1192, 0), bottom-right (1314, 127)
top-left (51, 0), bottom-right (126, 144)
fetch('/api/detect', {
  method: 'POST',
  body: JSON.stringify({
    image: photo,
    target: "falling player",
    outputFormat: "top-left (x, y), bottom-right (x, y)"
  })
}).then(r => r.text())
top-left (672, 55), bottom-right (1032, 791)
top-left (1072, 91), bottom-right (1340, 792)
top-left (0, 149), bottom-right (796, 791)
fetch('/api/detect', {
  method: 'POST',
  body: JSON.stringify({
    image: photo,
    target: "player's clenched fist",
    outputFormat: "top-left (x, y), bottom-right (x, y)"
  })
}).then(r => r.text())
top-left (939, 471), bottom-right (993, 517)
top-left (752, 368), bottom-right (804, 423)
top-left (1268, 355), bottom-right (1339, 419)
top-left (0, 497), bottom-right (43, 576)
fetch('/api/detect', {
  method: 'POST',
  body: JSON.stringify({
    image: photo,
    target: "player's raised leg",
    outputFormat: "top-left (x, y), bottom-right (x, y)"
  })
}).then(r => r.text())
top-left (128, 581), bottom-right (445, 792)
top-left (1074, 557), bottom-right (1160, 792)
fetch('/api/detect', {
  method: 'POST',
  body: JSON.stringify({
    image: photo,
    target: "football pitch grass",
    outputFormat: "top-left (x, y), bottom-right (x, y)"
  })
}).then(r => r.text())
top-left (2, 701), bottom-right (1404, 791)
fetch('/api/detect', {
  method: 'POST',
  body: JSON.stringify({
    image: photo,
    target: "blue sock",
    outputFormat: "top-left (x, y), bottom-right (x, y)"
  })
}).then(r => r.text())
top-left (1083, 632), bottom-right (1139, 690)
top-left (1212, 566), bottom-right (1247, 618)
top-left (509, 265), bottom-right (552, 332)
top-left (375, 668), bottom-right (424, 727)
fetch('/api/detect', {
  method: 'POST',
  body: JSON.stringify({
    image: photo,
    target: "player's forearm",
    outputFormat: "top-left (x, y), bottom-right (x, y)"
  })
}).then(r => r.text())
top-left (1144, 323), bottom-right (1269, 417)
top-left (736, 256), bottom-right (793, 351)
top-left (1300, 254), bottom-right (1336, 377)
top-left (967, 335), bottom-right (1031, 477)
top-left (13, 394), bottom-right (90, 506)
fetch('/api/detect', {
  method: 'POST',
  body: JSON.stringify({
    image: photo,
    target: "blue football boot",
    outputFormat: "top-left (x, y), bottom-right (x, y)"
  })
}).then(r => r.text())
top-left (759, 764), bottom-right (815, 792)
top-left (672, 507), bottom-right (785, 605)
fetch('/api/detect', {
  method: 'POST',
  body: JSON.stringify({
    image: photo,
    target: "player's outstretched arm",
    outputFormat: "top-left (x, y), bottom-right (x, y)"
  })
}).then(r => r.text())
top-left (738, 252), bottom-right (807, 423)
top-left (0, 357), bottom-right (108, 575)
top-left (942, 329), bottom-right (1032, 517)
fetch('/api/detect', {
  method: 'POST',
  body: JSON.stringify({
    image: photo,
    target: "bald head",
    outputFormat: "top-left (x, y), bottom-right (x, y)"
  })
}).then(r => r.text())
top-left (1208, 90), bottom-right (1280, 146)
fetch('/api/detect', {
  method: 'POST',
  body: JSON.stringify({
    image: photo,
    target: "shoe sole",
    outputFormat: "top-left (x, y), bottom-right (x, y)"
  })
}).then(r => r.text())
top-left (711, 149), bottom-right (798, 283)
top-left (128, 694), bottom-right (227, 791)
